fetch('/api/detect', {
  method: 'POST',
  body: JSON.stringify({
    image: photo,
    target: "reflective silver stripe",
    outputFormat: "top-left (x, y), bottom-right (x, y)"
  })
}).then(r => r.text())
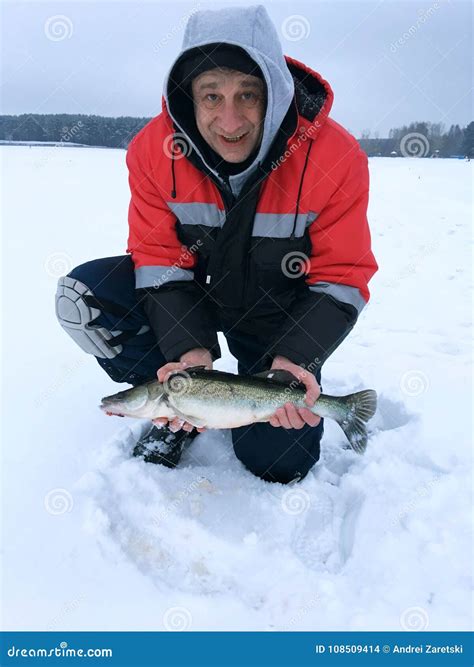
top-left (308, 282), bottom-right (366, 314)
top-left (166, 204), bottom-right (319, 237)
top-left (253, 211), bottom-right (318, 238)
top-left (135, 265), bottom-right (194, 289)
top-left (167, 202), bottom-right (225, 228)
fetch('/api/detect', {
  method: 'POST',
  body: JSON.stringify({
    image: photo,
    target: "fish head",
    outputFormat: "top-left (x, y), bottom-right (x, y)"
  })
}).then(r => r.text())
top-left (100, 382), bottom-right (164, 418)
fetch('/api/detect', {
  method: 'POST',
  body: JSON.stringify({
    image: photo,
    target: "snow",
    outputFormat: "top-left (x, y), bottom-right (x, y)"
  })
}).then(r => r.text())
top-left (1, 146), bottom-right (472, 632)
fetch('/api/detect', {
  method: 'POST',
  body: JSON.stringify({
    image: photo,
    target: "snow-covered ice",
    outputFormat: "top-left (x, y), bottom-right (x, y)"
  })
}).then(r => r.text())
top-left (1, 146), bottom-right (472, 631)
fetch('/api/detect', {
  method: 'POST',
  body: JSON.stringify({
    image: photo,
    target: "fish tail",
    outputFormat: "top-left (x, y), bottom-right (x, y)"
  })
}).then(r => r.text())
top-left (336, 389), bottom-right (378, 454)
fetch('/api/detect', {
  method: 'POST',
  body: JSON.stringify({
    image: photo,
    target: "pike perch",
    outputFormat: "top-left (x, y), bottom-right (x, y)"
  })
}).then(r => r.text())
top-left (100, 367), bottom-right (377, 453)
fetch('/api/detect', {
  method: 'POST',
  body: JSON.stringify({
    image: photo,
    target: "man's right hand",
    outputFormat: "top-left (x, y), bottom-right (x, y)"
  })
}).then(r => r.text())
top-left (153, 348), bottom-right (213, 433)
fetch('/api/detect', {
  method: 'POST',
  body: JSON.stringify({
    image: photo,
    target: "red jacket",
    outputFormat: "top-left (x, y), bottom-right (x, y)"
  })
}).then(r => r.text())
top-left (125, 56), bottom-right (378, 367)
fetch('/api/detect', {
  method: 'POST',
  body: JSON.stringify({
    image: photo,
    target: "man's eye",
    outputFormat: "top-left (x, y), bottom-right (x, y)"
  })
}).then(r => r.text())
top-left (240, 92), bottom-right (261, 107)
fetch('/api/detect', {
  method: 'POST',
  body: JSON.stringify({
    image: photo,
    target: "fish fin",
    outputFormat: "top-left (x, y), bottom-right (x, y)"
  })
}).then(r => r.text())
top-left (252, 369), bottom-right (304, 387)
top-left (335, 389), bottom-right (378, 454)
top-left (171, 406), bottom-right (206, 428)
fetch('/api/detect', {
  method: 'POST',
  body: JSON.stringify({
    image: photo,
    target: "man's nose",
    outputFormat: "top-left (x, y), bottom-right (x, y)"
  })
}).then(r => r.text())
top-left (217, 101), bottom-right (244, 134)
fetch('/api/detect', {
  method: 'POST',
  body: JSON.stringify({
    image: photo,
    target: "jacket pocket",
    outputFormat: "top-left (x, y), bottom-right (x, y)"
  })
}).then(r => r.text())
top-left (250, 234), bottom-right (312, 298)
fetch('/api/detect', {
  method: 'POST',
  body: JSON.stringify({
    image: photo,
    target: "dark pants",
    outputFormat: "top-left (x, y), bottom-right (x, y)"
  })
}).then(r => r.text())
top-left (62, 255), bottom-right (324, 483)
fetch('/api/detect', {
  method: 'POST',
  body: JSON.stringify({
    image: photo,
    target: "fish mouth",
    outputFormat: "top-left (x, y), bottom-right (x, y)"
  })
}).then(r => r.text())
top-left (99, 400), bottom-right (125, 417)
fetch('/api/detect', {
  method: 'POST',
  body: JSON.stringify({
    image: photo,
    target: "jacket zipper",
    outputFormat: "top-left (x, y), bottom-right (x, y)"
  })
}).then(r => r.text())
top-left (204, 174), bottom-right (234, 286)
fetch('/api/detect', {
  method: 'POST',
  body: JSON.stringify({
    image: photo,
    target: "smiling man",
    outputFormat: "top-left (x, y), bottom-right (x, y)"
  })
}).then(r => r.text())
top-left (192, 68), bottom-right (265, 160)
top-left (55, 5), bottom-right (378, 482)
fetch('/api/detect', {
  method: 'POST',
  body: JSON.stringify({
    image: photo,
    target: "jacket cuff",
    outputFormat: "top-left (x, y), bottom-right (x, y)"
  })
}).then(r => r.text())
top-left (159, 337), bottom-right (222, 364)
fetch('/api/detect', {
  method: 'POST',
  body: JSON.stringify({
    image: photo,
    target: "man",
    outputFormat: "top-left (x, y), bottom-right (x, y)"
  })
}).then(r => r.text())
top-left (55, 5), bottom-right (378, 483)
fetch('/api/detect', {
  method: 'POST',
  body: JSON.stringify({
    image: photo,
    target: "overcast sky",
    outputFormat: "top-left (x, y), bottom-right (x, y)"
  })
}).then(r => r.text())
top-left (1, 0), bottom-right (472, 136)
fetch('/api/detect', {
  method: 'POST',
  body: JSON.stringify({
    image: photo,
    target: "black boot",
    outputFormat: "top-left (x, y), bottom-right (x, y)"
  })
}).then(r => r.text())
top-left (132, 423), bottom-right (199, 468)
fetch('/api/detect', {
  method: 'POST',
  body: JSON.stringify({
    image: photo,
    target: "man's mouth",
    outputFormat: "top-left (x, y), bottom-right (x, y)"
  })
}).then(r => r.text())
top-left (219, 132), bottom-right (249, 144)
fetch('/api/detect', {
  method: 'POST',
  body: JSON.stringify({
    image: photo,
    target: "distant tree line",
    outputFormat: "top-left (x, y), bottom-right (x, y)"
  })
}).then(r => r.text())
top-left (358, 121), bottom-right (473, 158)
top-left (0, 114), bottom-right (151, 148)
top-left (0, 114), bottom-right (472, 158)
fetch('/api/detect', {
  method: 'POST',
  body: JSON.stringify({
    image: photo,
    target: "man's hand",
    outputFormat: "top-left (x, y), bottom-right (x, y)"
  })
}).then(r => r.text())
top-left (153, 348), bottom-right (212, 433)
top-left (268, 355), bottom-right (321, 430)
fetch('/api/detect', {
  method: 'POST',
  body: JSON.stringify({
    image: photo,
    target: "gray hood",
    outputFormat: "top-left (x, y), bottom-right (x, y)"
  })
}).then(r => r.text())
top-left (163, 4), bottom-right (295, 196)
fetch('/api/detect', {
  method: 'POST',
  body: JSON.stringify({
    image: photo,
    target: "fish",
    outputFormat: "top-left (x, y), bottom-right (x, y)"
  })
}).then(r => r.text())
top-left (100, 367), bottom-right (377, 453)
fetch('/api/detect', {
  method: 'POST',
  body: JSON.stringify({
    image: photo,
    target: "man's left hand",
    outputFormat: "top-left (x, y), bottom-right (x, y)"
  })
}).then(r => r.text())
top-left (269, 355), bottom-right (321, 430)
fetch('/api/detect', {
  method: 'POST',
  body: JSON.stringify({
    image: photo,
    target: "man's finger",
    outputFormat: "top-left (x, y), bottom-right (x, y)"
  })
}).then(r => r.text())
top-left (275, 407), bottom-right (291, 429)
top-left (269, 415), bottom-right (281, 428)
top-left (285, 403), bottom-right (305, 429)
top-left (304, 390), bottom-right (319, 406)
top-left (304, 379), bottom-right (320, 406)
top-left (298, 407), bottom-right (321, 427)
top-left (169, 417), bottom-right (185, 432)
top-left (157, 361), bottom-right (185, 383)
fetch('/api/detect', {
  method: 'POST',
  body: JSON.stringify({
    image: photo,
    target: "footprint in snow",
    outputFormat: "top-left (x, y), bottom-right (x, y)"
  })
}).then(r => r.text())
top-left (291, 489), bottom-right (338, 572)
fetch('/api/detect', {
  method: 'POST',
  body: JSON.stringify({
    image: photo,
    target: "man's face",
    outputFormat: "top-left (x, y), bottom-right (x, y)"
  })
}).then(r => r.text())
top-left (191, 68), bottom-right (266, 163)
